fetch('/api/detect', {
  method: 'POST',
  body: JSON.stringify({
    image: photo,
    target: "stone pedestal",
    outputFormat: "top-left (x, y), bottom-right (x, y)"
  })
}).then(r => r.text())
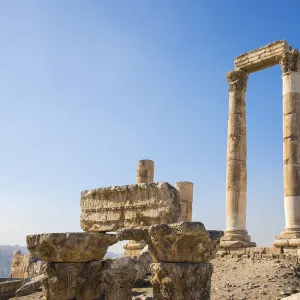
top-left (151, 262), bottom-right (213, 300)
top-left (26, 232), bottom-right (117, 300)
top-left (274, 51), bottom-right (300, 248)
top-left (221, 69), bottom-right (255, 248)
top-left (43, 261), bottom-right (110, 300)
top-left (118, 222), bottom-right (223, 299)
top-left (175, 181), bottom-right (193, 222)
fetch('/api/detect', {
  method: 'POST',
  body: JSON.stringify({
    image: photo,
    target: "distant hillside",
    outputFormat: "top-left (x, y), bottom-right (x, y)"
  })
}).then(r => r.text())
top-left (0, 245), bottom-right (28, 278)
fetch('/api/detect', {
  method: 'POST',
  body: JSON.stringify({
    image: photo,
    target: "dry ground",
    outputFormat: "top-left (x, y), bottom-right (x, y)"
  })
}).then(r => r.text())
top-left (10, 257), bottom-right (300, 300)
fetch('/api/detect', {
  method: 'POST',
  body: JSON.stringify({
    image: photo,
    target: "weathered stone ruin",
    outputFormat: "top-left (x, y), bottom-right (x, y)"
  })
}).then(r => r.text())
top-left (9, 250), bottom-right (44, 279)
top-left (17, 159), bottom-right (223, 299)
top-left (117, 222), bottom-right (223, 299)
top-left (222, 40), bottom-right (300, 256)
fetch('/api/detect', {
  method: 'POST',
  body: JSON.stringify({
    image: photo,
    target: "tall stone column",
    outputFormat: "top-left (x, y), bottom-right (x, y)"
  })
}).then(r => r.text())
top-left (124, 159), bottom-right (155, 258)
top-left (274, 50), bottom-right (300, 247)
top-left (175, 182), bottom-right (193, 222)
top-left (221, 69), bottom-right (256, 248)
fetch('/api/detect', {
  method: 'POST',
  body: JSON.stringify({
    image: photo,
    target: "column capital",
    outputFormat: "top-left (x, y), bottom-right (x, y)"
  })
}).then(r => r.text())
top-left (226, 69), bottom-right (248, 92)
top-left (280, 49), bottom-right (299, 74)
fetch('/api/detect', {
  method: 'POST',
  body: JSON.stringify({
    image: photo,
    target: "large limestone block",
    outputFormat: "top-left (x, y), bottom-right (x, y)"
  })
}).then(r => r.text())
top-left (27, 232), bottom-right (116, 262)
top-left (117, 222), bottom-right (224, 263)
top-left (80, 182), bottom-right (181, 232)
top-left (284, 138), bottom-right (300, 164)
top-left (283, 113), bottom-right (300, 140)
top-left (15, 274), bottom-right (45, 297)
top-left (234, 40), bottom-right (290, 73)
top-left (151, 262), bottom-right (213, 300)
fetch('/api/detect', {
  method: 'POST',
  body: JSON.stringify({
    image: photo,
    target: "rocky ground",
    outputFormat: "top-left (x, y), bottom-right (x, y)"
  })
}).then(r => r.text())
top-left (210, 256), bottom-right (300, 300)
top-left (10, 256), bottom-right (300, 300)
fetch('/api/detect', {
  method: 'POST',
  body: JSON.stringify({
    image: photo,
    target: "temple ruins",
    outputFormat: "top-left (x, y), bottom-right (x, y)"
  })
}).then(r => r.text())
top-left (21, 159), bottom-right (219, 299)
top-left (5, 40), bottom-right (300, 300)
top-left (221, 40), bottom-right (300, 251)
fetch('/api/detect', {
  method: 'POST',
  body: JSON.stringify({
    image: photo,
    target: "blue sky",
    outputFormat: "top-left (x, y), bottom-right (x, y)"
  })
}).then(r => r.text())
top-left (0, 1), bottom-right (297, 253)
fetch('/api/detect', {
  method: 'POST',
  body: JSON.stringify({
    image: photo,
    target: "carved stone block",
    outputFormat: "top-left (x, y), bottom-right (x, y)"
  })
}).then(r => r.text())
top-left (27, 232), bottom-right (116, 262)
top-left (80, 182), bottom-right (181, 232)
top-left (43, 262), bottom-right (83, 300)
top-left (151, 262), bottom-right (213, 300)
top-left (102, 257), bottom-right (146, 300)
top-left (117, 222), bottom-right (224, 263)
top-left (43, 260), bottom-right (111, 300)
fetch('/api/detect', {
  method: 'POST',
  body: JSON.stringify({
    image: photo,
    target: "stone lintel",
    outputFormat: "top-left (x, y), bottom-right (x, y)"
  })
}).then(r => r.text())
top-left (234, 40), bottom-right (291, 73)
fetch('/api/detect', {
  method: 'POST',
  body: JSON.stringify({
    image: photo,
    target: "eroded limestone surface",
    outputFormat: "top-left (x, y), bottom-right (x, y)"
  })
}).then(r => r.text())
top-left (27, 232), bottom-right (116, 262)
top-left (102, 257), bottom-right (146, 300)
top-left (151, 262), bottom-right (213, 300)
top-left (117, 222), bottom-right (224, 263)
top-left (80, 182), bottom-right (181, 232)
top-left (43, 260), bottom-right (111, 300)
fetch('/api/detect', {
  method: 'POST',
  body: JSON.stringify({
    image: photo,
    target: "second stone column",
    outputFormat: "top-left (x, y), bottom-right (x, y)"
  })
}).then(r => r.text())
top-left (221, 69), bottom-right (255, 248)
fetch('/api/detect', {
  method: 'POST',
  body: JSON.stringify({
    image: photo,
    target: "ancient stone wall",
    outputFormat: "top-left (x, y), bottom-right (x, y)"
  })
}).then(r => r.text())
top-left (216, 247), bottom-right (300, 264)
top-left (9, 251), bottom-right (44, 279)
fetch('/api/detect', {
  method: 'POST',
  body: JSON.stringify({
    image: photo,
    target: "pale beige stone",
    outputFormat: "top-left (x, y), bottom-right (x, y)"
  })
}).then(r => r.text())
top-left (151, 262), bottom-right (213, 300)
top-left (43, 260), bottom-right (110, 300)
top-left (175, 182), bottom-right (193, 222)
top-left (283, 164), bottom-right (300, 196)
top-left (226, 137), bottom-right (247, 162)
top-left (226, 160), bottom-right (247, 191)
top-left (9, 252), bottom-right (45, 279)
top-left (43, 262), bottom-right (83, 300)
top-left (80, 182), bottom-right (181, 232)
top-left (223, 68), bottom-right (254, 247)
top-left (123, 240), bottom-right (147, 259)
top-left (283, 113), bottom-right (300, 139)
top-left (102, 257), bottom-right (146, 300)
top-left (117, 222), bottom-right (224, 263)
top-left (124, 160), bottom-right (155, 259)
top-left (26, 232), bottom-right (116, 262)
top-left (234, 40), bottom-right (290, 72)
top-left (136, 159), bottom-right (154, 183)
top-left (283, 93), bottom-right (300, 115)
top-left (283, 138), bottom-right (300, 164)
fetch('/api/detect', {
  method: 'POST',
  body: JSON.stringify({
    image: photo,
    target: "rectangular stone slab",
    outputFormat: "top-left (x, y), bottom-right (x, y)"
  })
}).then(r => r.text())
top-left (234, 40), bottom-right (290, 73)
top-left (80, 182), bottom-right (181, 232)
